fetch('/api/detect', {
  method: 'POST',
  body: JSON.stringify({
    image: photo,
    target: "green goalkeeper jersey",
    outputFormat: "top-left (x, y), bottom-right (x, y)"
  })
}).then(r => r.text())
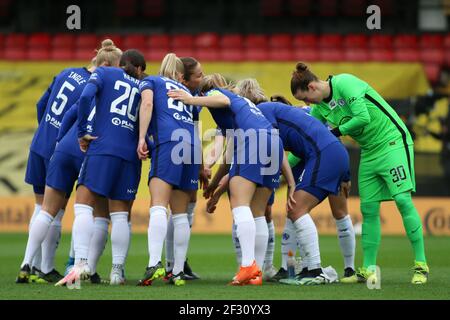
top-left (310, 74), bottom-right (413, 160)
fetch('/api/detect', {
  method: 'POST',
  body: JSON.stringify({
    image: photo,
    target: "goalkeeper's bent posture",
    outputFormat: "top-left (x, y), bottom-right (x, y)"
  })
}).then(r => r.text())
top-left (290, 62), bottom-right (429, 285)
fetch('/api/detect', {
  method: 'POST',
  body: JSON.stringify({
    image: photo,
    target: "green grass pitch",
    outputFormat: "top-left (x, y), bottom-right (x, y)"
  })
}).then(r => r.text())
top-left (0, 233), bottom-right (449, 300)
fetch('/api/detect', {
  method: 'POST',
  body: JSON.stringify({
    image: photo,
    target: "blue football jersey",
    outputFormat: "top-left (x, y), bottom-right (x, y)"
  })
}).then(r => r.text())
top-left (139, 76), bottom-right (195, 146)
top-left (257, 102), bottom-right (338, 159)
top-left (78, 67), bottom-right (141, 163)
top-left (30, 67), bottom-right (91, 159)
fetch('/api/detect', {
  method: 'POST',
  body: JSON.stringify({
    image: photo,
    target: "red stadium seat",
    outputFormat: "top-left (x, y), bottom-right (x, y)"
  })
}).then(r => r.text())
top-left (145, 48), bottom-right (168, 61)
top-left (220, 34), bottom-right (244, 49)
top-left (195, 33), bottom-right (220, 49)
top-left (99, 34), bottom-right (123, 49)
top-left (318, 0), bottom-right (338, 16)
top-left (123, 34), bottom-right (147, 52)
top-left (368, 34), bottom-right (393, 49)
top-left (171, 48), bottom-right (195, 58)
top-left (51, 48), bottom-right (75, 60)
top-left (4, 47), bottom-right (26, 60)
top-left (344, 48), bottom-right (369, 62)
top-left (28, 33), bottom-right (51, 49)
top-left (75, 34), bottom-right (99, 50)
top-left (269, 48), bottom-right (294, 61)
top-left (394, 48), bottom-right (420, 62)
top-left (393, 34), bottom-right (418, 48)
top-left (141, 0), bottom-right (164, 17)
top-left (220, 48), bottom-right (245, 61)
top-left (269, 34), bottom-right (292, 49)
top-left (171, 34), bottom-right (195, 50)
top-left (52, 34), bottom-right (75, 49)
top-left (292, 34), bottom-right (317, 48)
top-left (343, 34), bottom-right (368, 49)
top-left (27, 48), bottom-right (50, 60)
top-left (423, 64), bottom-right (441, 84)
top-left (319, 50), bottom-right (345, 62)
top-left (420, 48), bottom-right (445, 65)
top-left (368, 48), bottom-right (394, 62)
top-left (288, 0), bottom-right (312, 16)
top-left (419, 34), bottom-right (444, 48)
top-left (292, 48), bottom-right (319, 62)
top-left (147, 34), bottom-right (170, 49)
top-left (74, 48), bottom-right (97, 61)
top-left (444, 34), bottom-right (450, 48)
top-left (446, 51), bottom-right (450, 67)
top-left (5, 33), bottom-right (27, 49)
top-left (194, 48), bottom-right (220, 61)
top-left (318, 34), bottom-right (342, 49)
top-left (245, 34), bottom-right (268, 49)
top-left (245, 48), bottom-right (269, 61)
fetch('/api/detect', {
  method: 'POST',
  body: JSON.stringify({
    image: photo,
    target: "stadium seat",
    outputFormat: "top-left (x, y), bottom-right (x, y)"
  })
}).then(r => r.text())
top-left (318, 0), bottom-right (338, 16)
top-left (292, 48), bottom-right (319, 62)
top-left (368, 34), bottom-right (393, 49)
top-left (288, 0), bottom-right (312, 16)
top-left (342, 0), bottom-right (366, 17)
top-left (194, 48), bottom-right (220, 61)
top-left (394, 48), bottom-right (420, 62)
top-left (171, 34), bottom-right (195, 50)
top-left (343, 34), bottom-right (368, 49)
top-left (147, 34), bottom-right (170, 49)
top-left (318, 34), bottom-right (343, 49)
top-left (28, 33), bottom-right (51, 49)
top-left (145, 48), bottom-right (168, 61)
top-left (171, 48), bottom-right (195, 58)
top-left (269, 48), bottom-right (294, 61)
top-left (245, 48), bottom-right (269, 61)
top-left (5, 34), bottom-right (27, 49)
top-left (195, 33), bottom-right (220, 49)
top-left (27, 48), bottom-right (50, 60)
top-left (444, 34), bottom-right (450, 48)
top-left (393, 34), bottom-right (418, 48)
top-left (99, 34), bottom-right (123, 49)
top-left (52, 34), bottom-right (75, 49)
top-left (141, 0), bottom-right (164, 17)
top-left (269, 34), bottom-right (292, 49)
top-left (319, 50), bottom-right (345, 62)
top-left (220, 48), bottom-right (245, 61)
top-left (344, 48), bottom-right (369, 62)
top-left (4, 47), bottom-right (26, 60)
top-left (51, 48), bottom-right (74, 60)
top-left (423, 64), bottom-right (441, 84)
top-left (74, 48), bottom-right (97, 61)
top-left (420, 48), bottom-right (445, 65)
top-left (245, 34), bottom-right (268, 49)
top-left (419, 34), bottom-right (444, 48)
top-left (292, 34), bottom-right (317, 48)
top-left (220, 34), bottom-right (244, 49)
top-left (123, 34), bottom-right (147, 52)
top-left (368, 48), bottom-right (394, 62)
top-left (75, 34), bottom-right (99, 50)
top-left (446, 51), bottom-right (450, 67)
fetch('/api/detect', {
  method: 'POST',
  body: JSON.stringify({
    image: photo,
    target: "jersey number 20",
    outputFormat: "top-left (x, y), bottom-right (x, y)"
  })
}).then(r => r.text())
top-left (110, 80), bottom-right (139, 121)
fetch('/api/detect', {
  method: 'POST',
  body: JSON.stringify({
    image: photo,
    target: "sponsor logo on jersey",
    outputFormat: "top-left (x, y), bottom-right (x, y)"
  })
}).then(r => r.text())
top-left (112, 117), bottom-right (135, 131)
top-left (45, 113), bottom-right (62, 129)
top-left (348, 97), bottom-right (357, 104)
top-left (112, 117), bottom-right (121, 126)
top-left (173, 112), bottom-right (194, 124)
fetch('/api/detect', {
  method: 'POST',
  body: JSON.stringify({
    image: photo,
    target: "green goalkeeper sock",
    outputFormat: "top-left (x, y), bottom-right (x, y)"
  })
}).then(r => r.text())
top-left (360, 201), bottom-right (381, 269)
top-left (393, 192), bottom-right (427, 263)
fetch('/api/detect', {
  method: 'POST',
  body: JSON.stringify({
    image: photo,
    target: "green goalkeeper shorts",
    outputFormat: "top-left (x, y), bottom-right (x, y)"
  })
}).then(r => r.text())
top-left (358, 145), bottom-right (416, 203)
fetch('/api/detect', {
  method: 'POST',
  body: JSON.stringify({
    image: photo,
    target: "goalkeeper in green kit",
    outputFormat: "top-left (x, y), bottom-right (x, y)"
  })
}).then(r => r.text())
top-left (290, 62), bottom-right (429, 285)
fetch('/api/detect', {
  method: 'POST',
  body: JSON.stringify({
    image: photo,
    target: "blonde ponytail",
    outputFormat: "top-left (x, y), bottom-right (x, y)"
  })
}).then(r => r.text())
top-left (94, 38), bottom-right (123, 67)
top-left (159, 53), bottom-right (184, 81)
top-left (236, 78), bottom-right (268, 104)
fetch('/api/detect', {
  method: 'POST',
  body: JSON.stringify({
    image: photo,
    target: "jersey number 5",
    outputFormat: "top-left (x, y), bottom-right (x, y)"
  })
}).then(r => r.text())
top-left (110, 80), bottom-right (139, 121)
top-left (51, 81), bottom-right (76, 116)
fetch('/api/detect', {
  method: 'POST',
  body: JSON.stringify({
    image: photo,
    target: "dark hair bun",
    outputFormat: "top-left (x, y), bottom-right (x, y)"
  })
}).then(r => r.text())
top-left (295, 62), bottom-right (308, 72)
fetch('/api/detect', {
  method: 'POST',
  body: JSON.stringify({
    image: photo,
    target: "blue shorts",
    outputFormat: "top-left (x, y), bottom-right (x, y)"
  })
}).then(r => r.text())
top-left (229, 133), bottom-right (283, 189)
top-left (25, 150), bottom-right (49, 194)
top-left (46, 151), bottom-right (83, 197)
top-left (267, 191), bottom-right (275, 206)
top-left (149, 141), bottom-right (199, 191)
top-left (296, 142), bottom-right (350, 202)
top-left (78, 154), bottom-right (141, 200)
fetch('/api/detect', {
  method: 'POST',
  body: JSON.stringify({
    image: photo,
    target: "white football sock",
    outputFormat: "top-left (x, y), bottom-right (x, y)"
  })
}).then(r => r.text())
top-left (165, 214), bottom-right (174, 271)
top-left (187, 202), bottom-right (196, 227)
top-left (232, 221), bottom-right (242, 266)
top-left (293, 214), bottom-right (321, 270)
top-left (126, 221), bottom-right (131, 261)
top-left (232, 206), bottom-right (256, 267)
top-left (254, 216), bottom-right (269, 269)
top-left (148, 206), bottom-right (168, 267)
top-left (41, 209), bottom-right (64, 274)
top-left (29, 204), bottom-right (42, 270)
top-left (88, 217), bottom-right (109, 275)
top-left (335, 215), bottom-right (356, 270)
top-left (281, 218), bottom-right (297, 270)
top-left (69, 232), bottom-right (75, 259)
top-left (73, 204), bottom-right (94, 264)
top-left (110, 212), bottom-right (129, 265)
top-left (264, 220), bottom-right (275, 269)
top-left (172, 214), bottom-right (191, 275)
top-left (22, 211), bottom-right (53, 268)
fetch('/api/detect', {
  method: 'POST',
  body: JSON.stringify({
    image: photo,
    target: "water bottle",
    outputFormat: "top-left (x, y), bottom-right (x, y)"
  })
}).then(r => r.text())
top-left (287, 250), bottom-right (296, 278)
